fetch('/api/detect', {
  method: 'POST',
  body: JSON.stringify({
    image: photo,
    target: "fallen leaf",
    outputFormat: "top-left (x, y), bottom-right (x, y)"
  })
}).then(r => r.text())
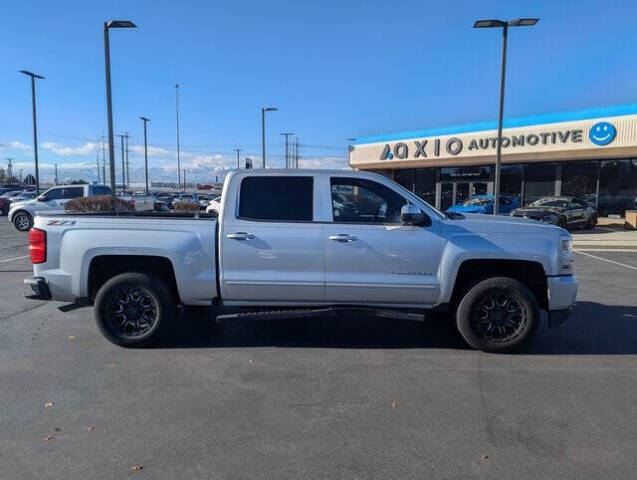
top-left (248, 359), bottom-right (254, 364)
top-left (130, 464), bottom-right (144, 472)
top-left (54, 427), bottom-right (61, 432)
top-left (86, 426), bottom-right (95, 431)
top-left (44, 401), bottom-right (54, 408)
top-left (481, 454), bottom-right (489, 461)
top-left (43, 435), bottom-right (55, 441)
top-left (67, 335), bottom-right (75, 339)
top-left (391, 401), bottom-right (397, 409)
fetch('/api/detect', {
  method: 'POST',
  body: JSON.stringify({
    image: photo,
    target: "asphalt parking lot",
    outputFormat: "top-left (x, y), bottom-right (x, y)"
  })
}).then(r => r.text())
top-left (1, 219), bottom-right (637, 480)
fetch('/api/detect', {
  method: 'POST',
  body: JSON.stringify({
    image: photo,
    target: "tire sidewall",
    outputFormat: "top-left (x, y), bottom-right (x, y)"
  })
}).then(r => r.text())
top-left (94, 272), bottom-right (175, 347)
top-left (455, 276), bottom-right (539, 352)
top-left (14, 212), bottom-right (33, 231)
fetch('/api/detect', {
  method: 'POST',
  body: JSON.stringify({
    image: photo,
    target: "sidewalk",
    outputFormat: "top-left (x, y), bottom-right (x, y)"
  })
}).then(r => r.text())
top-left (572, 228), bottom-right (637, 250)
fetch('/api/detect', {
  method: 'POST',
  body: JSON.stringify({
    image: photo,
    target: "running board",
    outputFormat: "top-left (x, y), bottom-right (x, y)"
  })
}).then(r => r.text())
top-left (216, 307), bottom-right (425, 323)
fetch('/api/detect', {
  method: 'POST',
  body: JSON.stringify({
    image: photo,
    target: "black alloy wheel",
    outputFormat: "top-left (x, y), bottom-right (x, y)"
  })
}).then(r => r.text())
top-left (455, 276), bottom-right (539, 352)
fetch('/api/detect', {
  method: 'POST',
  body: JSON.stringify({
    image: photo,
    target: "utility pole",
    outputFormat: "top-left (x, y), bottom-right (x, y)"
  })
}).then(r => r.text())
top-left (235, 148), bottom-right (242, 170)
top-left (96, 150), bottom-right (101, 183)
top-left (54, 163), bottom-right (58, 185)
top-left (183, 169), bottom-right (186, 191)
top-left (6, 158), bottom-right (14, 181)
top-left (19, 70), bottom-right (44, 194)
top-left (280, 132), bottom-right (293, 168)
top-left (125, 132), bottom-right (130, 190)
top-left (101, 135), bottom-right (106, 183)
top-left (140, 117), bottom-right (150, 195)
top-left (175, 83), bottom-right (181, 190)
top-left (117, 134), bottom-right (126, 193)
top-left (295, 136), bottom-right (299, 168)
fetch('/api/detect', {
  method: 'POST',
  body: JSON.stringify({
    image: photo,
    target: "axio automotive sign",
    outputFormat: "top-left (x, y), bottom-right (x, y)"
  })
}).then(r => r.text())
top-left (378, 123), bottom-right (616, 161)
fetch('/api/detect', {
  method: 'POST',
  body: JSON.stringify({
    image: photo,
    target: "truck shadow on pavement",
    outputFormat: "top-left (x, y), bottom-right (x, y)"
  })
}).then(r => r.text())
top-left (153, 301), bottom-right (637, 354)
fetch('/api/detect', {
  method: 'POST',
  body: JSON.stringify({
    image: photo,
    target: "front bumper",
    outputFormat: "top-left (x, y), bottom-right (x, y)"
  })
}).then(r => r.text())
top-left (24, 276), bottom-right (51, 300)
top-left (546, 275), bottom-right (577, 327)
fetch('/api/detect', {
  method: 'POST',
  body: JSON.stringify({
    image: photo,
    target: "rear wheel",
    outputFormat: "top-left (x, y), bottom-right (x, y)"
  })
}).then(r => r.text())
top-left (13, 211), bottom-right (33, 231)
top-left (455, 276), bottom-right (539, 352)
top-left (94, 272), bottom-right (176, 347)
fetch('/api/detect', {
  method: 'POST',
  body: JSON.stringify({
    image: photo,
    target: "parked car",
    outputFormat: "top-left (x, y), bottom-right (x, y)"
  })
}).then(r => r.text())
top-left (511, 196), bottom-right (597, 229)
top-left (0, 190), bottom-right (24, 215)
top-left (8, 184), bottom-right (112, 231)
top-left (447, 194), bottom-right (520, 215)
top-left (8, 191), bottom-right (38, 202)
top-left (24, 170), bottom-right (576, 353)
top-left (0, 184), bottom-right (25, 195)
top-left (205, 195), bottom-right (222, 215)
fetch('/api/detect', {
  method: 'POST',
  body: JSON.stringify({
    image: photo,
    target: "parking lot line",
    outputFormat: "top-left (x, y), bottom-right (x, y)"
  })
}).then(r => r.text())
top-left (0, 255), bottom-right (29, 264)
top-left (574, 250), bottom-right (637, 270)
top-left (574, 249), bottom-right (637, 252)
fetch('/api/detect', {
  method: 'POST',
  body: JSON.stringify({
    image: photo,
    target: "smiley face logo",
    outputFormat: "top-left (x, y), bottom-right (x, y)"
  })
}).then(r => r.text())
top-left (589, 122), bottom-right (616, 146)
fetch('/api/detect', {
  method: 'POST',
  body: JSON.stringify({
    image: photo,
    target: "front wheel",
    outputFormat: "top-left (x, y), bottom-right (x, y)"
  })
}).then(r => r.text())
top-left (455, 277), bottom-right (539, 352)
top-left (13, 211), bottom-right (33, 231)
top-left (94, 272), bottom-right (176, 347)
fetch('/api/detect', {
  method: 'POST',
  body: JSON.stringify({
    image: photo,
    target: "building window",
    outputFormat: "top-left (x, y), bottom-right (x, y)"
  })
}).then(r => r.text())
top-left (440, 165), bottom-right (490, 181)
top-left (599, 159), bottom-right (637, 217)
top-left (523, 163), bottom-right (557, 205)
top-left (415, 169), bottom-right (437, 206)
top-left (561, 161), bottom-right (599, 202)
top-left (500, 165), bottom-right (523, 205)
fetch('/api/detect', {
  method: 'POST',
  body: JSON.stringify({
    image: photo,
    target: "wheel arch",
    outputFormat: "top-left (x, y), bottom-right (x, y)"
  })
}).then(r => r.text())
top-left (87, 255), bottom-right (180, 304)
top-left (449, 259), bottom-right (548, 310)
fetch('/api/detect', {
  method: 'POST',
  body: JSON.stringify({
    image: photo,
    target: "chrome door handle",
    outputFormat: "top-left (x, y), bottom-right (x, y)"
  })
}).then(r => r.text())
top-left (328, 234), bottom-right (357, 242)
top-left (227, 232), bottom-right (254, 240)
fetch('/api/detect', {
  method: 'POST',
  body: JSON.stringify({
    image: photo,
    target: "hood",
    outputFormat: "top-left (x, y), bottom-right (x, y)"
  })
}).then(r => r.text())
top-left (9, 198), bottom-right (36, 208)
top-left (442, 212), bottom-right (562, 234)
top-left (513, 206), bottom-right (564, 215)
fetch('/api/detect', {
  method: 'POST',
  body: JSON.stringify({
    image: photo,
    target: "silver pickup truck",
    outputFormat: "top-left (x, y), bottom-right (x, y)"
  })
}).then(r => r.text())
top-left (24, 169), bottom-right (577, 351)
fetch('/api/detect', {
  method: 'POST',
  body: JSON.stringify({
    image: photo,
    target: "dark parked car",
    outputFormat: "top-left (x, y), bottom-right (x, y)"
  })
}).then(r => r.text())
top-left (511, 196), bottom-right (597, 229)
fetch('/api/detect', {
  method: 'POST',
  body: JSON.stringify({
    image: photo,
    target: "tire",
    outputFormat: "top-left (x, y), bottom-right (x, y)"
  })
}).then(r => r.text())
top-left (13, 211), bottom-right (33, 231)
top-left (94, 272), bottom-right (176, 347)
top-left (455, 276), bottom-right (539, 352)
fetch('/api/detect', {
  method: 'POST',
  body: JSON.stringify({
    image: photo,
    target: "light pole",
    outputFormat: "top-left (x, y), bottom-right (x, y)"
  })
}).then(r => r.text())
top-left (261, 107), bottom-right (277, 168)
top-left (19, 70), bottom-right (44, 194)
top-left (474, 18), bottom-right (538, 214)
top-left (175, 83), bottom-right (181, 191)
top-left (235, 148), bottom-right (242, 170)
top-left (140, 117), bottom-right (150, 195)
top-left (280, 132), bottom-right (293, 168)
top-left (117, 134), bottom-right (126, 193)
top-left (104, 20), bottom-right (137, 205)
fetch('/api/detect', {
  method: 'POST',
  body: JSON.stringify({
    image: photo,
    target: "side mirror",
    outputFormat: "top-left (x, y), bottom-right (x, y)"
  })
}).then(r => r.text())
top-left (37, 195), bottom-right (47, 202)
top-left (400, 204), bottom-right (431, 227)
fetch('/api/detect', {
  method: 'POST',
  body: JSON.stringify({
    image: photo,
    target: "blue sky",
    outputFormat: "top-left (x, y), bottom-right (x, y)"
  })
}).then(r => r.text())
top-left (1, 0), bottom-right (637, 183)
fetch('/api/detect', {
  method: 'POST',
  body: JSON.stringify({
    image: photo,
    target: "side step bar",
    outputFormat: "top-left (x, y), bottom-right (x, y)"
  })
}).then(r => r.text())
top-left (216, 307), bottom-right (425, 323)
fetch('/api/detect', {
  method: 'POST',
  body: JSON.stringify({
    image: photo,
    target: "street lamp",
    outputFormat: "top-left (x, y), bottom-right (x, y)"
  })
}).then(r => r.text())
top-left (104, 19), bottom-right (137, 206)
top-left (261, 107), bottom-right (277, 168)
top-left (474, 18), bottom-right (538, 214)
top-left (140, 117), bottom-right (150, 195)
top-left (19, 70), bottom-right (44, 195)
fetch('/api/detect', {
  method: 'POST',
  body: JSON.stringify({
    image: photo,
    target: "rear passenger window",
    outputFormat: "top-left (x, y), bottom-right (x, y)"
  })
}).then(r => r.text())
top-left (239, 176), bottom-right (313, 221)
top-left (62, 187), bottom-right (84, 199)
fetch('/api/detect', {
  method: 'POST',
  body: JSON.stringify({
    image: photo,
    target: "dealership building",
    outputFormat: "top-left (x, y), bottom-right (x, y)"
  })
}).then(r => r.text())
top-left (348, 104), bottom-right (637, 217)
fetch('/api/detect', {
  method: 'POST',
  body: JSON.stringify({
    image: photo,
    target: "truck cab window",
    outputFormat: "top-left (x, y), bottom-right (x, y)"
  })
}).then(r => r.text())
top-left (43, 187), bottom-right (64, 200)
top-left (239, 176), bottom-right (313, 221)
top-left (331, 177), bottom-right (407, 223)
top-left (62, 187), bottom-right (84, 199)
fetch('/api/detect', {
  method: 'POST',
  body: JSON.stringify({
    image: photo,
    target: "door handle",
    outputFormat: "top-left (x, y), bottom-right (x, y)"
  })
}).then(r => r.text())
top-left (227, 232), bottom-right (254, 240)
top-left (328, 234), bottom-right (357, 242)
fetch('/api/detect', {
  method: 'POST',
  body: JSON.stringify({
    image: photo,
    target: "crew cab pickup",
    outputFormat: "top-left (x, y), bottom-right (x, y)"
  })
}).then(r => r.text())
top-left (24, 170), bottom-right (577, 351)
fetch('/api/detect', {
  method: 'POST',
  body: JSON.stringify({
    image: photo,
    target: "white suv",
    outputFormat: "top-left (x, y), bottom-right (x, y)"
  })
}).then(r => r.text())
top-left (8, 184), bottom-right (111, 231)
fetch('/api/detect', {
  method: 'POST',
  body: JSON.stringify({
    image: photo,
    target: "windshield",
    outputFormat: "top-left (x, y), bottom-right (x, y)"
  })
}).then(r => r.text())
top-left (530, 198), bottom-right (569, 208)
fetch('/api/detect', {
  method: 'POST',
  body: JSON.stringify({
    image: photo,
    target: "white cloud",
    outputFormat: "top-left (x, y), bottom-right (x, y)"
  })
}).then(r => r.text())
top-left (129, 144), bottom-right (172, 157)
top-left (0, 140), bottom-right (32, 152)
top-left (41, 141), bottom-right (98, 156)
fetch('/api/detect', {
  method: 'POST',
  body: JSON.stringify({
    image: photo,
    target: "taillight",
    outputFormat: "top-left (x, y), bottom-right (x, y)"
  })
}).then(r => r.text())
top-left (29, 228), bottom-right (46, 264)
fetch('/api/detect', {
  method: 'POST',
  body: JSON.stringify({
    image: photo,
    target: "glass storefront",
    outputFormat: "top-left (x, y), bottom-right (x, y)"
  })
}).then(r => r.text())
top-left (388, 158), bottom-right (636, 216)
top-left (599, 159), bottom-right (637, 216)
